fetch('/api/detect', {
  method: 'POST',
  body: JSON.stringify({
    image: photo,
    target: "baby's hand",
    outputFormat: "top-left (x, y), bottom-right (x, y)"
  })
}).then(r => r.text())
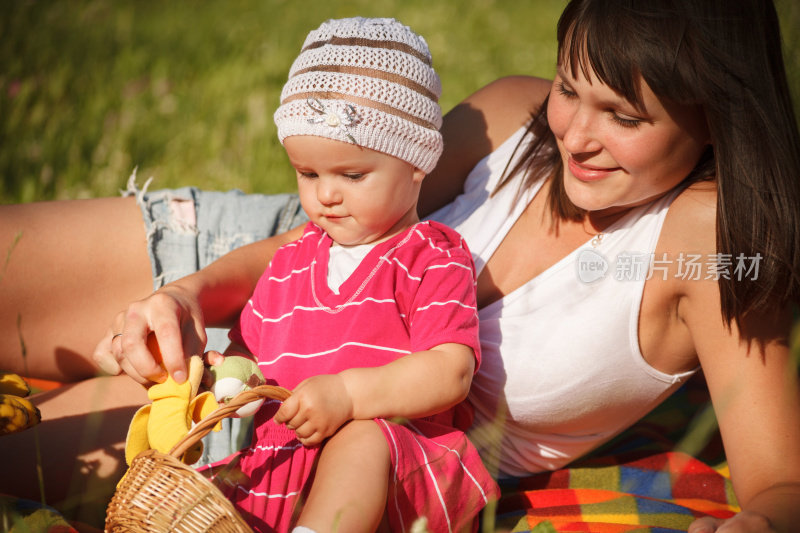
top-left (274, 374), bottom-right (353, 447)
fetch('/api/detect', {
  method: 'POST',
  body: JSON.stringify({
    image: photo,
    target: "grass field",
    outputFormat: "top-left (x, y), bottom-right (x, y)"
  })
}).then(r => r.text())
top-left (1, 0), bottom-right (566, 203)
top-left (2, 0), bottom-right (798, 204)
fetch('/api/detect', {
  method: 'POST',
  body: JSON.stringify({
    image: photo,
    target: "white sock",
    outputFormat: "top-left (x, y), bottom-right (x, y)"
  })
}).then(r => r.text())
top-left (291, 527), bottom-right (318, 533)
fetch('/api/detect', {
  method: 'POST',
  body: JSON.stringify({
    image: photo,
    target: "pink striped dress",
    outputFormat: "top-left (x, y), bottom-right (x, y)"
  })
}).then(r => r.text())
top-left (213, 221), bottom-right (498, 532)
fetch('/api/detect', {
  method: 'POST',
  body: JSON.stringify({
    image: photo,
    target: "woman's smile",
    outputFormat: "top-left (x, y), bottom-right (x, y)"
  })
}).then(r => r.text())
top-left (567, 156), bottom-right (621, 182)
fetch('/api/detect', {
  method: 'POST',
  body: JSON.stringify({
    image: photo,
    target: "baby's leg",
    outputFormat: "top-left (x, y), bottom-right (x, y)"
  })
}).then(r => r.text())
top-left (296, 419), bottom-right (391, 533)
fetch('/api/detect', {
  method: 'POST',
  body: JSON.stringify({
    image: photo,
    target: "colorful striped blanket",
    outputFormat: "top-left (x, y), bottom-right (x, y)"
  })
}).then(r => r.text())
top-left (487, 374), bottom-right (739, 532)
top-left (2, 375), bottom-right (737, 532)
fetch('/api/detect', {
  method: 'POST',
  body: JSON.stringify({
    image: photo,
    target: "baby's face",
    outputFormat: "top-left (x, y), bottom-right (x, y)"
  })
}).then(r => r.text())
top-left (285, 135), bottom-right (425, 246)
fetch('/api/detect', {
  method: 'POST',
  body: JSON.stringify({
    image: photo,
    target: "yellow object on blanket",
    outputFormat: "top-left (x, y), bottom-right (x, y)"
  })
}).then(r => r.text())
top-left (0, 371), bottom-right (41, 436)
top-left (124, 355), bottom-right (221, 466)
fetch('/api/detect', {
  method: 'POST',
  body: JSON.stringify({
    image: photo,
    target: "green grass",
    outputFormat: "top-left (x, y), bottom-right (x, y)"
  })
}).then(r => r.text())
top-left (0, 0), bottom-right (564, 203)
top-left (1, 0), bottom-right (798, 204)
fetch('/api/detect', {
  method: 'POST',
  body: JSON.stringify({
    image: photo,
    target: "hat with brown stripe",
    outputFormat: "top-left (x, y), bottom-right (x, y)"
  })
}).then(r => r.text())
top-left (274, 17), bottom-right (443, 174)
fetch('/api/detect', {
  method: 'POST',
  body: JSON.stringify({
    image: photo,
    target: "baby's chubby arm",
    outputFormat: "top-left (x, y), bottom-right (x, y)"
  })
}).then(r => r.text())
top-left (273, 343), bottom-right (475, 447)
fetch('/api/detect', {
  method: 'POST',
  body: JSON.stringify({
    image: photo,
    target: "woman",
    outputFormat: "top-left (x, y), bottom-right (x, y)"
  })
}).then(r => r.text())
top-left (2, 0), bottom-right (799, 531)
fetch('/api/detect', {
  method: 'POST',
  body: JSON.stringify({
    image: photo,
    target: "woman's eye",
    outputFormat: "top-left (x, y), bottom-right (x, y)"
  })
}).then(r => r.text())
top-left (610, 113), bottom-right (643, 129)
top-left (556, 81), bottom-right (576, 98)
top-left (555, 75), bottom-right (643, 129)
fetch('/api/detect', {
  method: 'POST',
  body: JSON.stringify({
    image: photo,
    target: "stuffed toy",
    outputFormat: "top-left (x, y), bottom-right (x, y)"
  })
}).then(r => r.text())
top-left (124, 351), bottom-right (267, 467)
top-left (208, 355), bottom-right (267, 417)
top-left (124, 355), bottom-right (220, 466)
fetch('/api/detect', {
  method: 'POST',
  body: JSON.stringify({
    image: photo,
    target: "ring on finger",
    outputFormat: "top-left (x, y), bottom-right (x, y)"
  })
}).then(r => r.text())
top-left (112, 333), bottom-right (123, 340)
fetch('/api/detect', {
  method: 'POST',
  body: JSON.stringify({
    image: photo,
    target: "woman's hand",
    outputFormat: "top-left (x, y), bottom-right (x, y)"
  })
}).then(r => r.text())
top-left (688, 511), bottom-right (775, 532)
top-left (274, 374), bottom-right (354, 447)
top-left (93, 228), bottom-right (302, 386)
top-left (92, 284), bottom-right (208, 385)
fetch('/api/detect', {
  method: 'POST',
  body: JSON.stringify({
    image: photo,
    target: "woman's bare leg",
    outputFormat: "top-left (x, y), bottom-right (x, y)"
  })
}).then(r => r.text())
top-left (0, 197), bottom-right (153, 381)
top-left (0, 375), bottom-right (148, 527)
top-left (0, 197), bottom-right (153, 525)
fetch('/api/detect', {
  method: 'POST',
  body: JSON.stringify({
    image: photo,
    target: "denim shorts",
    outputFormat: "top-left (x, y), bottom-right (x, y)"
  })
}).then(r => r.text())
top-left (125, 175), bottom-right (308, 464)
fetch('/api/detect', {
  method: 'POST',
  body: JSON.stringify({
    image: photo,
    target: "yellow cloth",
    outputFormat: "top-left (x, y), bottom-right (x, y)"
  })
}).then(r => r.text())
top-left (124, 355), bottom-right (220, 465)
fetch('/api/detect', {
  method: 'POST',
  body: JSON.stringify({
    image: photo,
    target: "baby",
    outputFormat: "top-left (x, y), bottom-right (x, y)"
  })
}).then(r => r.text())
top-left (207, 16), bottom-right (499, 533)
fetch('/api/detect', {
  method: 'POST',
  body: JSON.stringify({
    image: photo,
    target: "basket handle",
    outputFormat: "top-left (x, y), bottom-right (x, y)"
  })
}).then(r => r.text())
top-left (169, 384), bottom-right (291, 460)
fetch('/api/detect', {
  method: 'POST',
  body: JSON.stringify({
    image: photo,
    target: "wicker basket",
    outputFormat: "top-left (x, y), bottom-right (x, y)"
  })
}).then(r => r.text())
top-left (106, 384), bottom-right (291, 533)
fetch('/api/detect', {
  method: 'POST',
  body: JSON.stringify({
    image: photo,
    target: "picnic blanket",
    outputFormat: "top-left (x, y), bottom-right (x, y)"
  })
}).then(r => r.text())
top-left (488, 373), bottom-right (739, 532)
top-left (0, 495), bottom-right (79, 533)
top-left (1, 374), bottom-right (738, 532)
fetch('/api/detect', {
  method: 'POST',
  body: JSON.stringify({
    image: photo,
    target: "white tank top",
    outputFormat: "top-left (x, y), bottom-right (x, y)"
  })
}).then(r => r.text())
top-left (428, 127), bottom-right (697, 477)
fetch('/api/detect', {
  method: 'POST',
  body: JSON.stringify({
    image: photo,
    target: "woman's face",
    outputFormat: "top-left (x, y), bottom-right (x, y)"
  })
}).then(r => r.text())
top-left (547, 64), bottom-right (710, 215)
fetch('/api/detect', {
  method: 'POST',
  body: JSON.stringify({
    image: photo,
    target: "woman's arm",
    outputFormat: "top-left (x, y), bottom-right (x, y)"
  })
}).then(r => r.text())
top-left (686, 294), bottom-right (800, 531)
top-left (93, 224), bottom-right (304, 385)
top-left (418, 75), bottom-right (552, 217)
top-left (677, 223), bottom-right (800, 532)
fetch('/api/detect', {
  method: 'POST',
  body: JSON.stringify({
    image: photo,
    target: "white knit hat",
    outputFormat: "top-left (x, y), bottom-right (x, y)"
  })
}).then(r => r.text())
top-left (274, 17), bottom-right (443, 174)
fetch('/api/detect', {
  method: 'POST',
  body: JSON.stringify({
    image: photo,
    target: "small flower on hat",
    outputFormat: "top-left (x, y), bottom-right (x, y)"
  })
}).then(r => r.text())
top-left (306, 98), bottom-right (360, 144)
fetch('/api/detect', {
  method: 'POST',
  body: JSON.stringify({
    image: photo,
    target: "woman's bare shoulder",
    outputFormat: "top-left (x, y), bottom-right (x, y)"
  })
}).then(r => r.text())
top-left (419, 76), bottom-right (550, 215)
top-left (461, 75), bottom-right (552, 148)
top-left (661, 180), bottom-right (717, 253)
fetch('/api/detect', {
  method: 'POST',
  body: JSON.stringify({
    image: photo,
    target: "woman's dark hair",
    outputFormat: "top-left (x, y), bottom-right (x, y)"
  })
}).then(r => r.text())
top-left (499, 0), bottom-right (800, 326)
